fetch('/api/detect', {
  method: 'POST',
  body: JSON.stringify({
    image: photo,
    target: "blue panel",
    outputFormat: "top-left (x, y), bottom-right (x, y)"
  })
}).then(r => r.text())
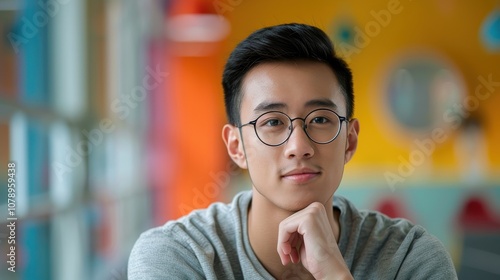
top-left (15, 0), bottom-right (52, 279)
top-left (16, 0), bottom-right (50, 106)
top-left (26, 121), bottom-right (49, 197)
top-left (19, 220), bottom-right (51, 280)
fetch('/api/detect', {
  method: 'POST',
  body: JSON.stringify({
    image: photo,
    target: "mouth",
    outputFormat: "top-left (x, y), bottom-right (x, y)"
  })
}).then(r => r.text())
top-left (281, 168), bottom-right (321, 184)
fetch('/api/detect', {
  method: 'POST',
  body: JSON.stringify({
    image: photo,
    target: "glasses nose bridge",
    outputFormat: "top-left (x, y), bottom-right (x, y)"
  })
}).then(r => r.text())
top-left (288, 116), bottom-right (307, 131)
top-left (287, 117), bottom-right (310, 144)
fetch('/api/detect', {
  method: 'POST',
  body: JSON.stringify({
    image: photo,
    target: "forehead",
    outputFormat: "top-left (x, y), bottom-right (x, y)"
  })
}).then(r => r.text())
top-left (240, 61), bottom-right (346, 117)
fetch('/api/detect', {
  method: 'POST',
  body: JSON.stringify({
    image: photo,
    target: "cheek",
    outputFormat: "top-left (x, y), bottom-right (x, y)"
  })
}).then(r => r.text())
top-left (320, 142), bottom-right (347, 171)
top-left (242, 134), bottom-right (261, 162)
top-left (320, 149), bottom-right (345, 192)
top-left (243, 135), bottom-right (280, 176)
top-left (247, 149), bottom-right (279, 187)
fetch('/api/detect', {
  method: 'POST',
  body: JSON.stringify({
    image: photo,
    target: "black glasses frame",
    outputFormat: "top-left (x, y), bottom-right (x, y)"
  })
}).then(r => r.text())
top-left (238, 108), bottom-right (349, 147)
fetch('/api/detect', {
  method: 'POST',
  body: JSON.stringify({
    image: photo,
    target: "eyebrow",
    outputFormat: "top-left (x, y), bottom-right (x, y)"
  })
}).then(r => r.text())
top-left (253, 102), bottom-right (287, 112)
top-left (253, 98), bottom-right (338, 113)
top-left (304, 98), bottom-right (338, 110)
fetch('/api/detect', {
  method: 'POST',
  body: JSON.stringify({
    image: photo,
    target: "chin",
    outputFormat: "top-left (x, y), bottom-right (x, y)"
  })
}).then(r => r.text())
top-left (252, 182), bottom-right (335, 212)
top-left (275, 189), bottom-right (331, 212)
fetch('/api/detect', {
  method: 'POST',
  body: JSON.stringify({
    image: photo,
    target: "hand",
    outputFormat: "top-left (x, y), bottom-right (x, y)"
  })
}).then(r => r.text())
top-left (277, 202), bottom-right (353, 280)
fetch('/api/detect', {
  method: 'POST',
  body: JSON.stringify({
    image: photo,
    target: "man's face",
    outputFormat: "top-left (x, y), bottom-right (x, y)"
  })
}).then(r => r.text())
top-left (224, 61), bottom-right (359, 212)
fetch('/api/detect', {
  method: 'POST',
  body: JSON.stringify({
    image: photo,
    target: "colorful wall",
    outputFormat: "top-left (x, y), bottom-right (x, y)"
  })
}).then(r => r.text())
top-left (220, 0), bottom-right (500, 277)
top-left (0, 0), bottom-right (499, 279)
top-left (223, 0), bottom-right (500, 183)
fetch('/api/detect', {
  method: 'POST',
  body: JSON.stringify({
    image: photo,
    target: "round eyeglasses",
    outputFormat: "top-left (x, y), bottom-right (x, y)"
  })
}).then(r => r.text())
top-left (238, 108), bottom-right (349, 146)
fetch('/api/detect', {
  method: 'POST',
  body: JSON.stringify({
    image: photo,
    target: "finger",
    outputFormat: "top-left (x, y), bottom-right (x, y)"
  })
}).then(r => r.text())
top-left (279, 247), bottom-right (292, 266)
top-left (299, 242), bottom-right (309, 269)
top-left (281, 255), bottom-right (291, 266)
top-left (278, 212), bottom-right (309, 266)
top-left (278, 237), bottom-right (292, 266)
top-left (290, 246), bottom-right (300, 264)
top-left (279, 232), bottom-right (304, 264)
top-left (277, 224), bottom-right (294, 264)
top-left (289, 233), bottom-right (303, 264)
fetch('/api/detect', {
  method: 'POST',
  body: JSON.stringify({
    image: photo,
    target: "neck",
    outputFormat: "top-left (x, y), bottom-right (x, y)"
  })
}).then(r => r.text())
top-left (247, 188), bottom-right (340, 279)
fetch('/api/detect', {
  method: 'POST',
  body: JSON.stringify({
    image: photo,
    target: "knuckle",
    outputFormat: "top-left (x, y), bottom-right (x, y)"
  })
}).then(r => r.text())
top-left (308, 202), bottom-right (325, 212)
top-left (278, 220), bottom-right (286, 229)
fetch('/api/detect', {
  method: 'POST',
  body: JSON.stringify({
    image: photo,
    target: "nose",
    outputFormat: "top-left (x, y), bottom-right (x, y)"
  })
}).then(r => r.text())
top-left (283, 120), bottom-right (315, 159)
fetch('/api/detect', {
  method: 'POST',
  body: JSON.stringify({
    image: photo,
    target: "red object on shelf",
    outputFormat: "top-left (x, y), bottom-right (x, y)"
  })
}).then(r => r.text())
top-left (457, 196), bottom-right (500, 231)
top-left (374, 197), bottom-right (415, 222)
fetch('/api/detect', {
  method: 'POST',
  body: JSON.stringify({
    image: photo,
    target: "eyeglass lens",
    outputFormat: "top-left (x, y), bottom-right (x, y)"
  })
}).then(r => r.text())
top-left (253, 109), bottom-right (341, 146)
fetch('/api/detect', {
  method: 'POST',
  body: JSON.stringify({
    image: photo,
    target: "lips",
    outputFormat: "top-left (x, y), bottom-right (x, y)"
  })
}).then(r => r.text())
top-left (281, 167), bottom-right (320, 184)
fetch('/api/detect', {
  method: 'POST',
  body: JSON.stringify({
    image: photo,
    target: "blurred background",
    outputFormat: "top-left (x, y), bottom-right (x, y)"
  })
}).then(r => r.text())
top-left (0, 0), bottom-right (499, 279)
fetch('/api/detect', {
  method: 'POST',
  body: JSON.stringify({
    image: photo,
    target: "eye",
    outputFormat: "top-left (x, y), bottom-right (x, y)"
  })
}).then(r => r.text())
top-left (310, 116), bottom-right (330, 124)
top-left (263, 118), bottom-right (284, 127)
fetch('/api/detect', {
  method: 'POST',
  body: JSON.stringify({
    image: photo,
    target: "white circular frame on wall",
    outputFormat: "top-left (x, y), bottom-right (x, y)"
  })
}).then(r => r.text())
top-left (373, 49), bottom-right (468, 145)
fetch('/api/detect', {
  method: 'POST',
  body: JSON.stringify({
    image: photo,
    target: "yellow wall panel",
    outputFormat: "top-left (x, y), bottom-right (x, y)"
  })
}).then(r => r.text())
top-left (222, 0), bottom-right (500, 183)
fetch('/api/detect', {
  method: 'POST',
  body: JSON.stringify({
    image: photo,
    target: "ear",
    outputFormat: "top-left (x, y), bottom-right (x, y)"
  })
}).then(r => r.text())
top-left (344, 118), bottom-right (360, 164)
top-left (222, 124), bottom-right (248, 169)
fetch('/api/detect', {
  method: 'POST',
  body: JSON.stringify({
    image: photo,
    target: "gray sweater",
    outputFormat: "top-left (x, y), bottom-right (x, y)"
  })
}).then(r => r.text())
top-left (128, 191), bottom-right (457, 279)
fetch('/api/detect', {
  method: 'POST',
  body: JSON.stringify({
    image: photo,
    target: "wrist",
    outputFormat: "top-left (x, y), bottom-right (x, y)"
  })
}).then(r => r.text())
top-left (317, 270), bottom-right (353, 280)
top-left (314, 253), bottom-right (353, 280)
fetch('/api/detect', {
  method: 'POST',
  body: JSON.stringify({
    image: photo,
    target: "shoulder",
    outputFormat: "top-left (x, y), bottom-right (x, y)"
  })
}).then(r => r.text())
top-left (127, 221), bottom-right (204, 279)
top-left (396, 226), bottom-right (457, 279)
top-left (128, 191), bottom-right (252, 279)
top-left (335, 195), bottom-right (419, 241)
top-left (335, 195), bottom-right (457, 279)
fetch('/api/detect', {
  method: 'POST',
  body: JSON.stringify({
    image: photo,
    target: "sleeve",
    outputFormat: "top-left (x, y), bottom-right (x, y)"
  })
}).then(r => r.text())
top-left (396, 231), bottom-right (458, 280)
top-left (127, 228), bottom-right (205, 280)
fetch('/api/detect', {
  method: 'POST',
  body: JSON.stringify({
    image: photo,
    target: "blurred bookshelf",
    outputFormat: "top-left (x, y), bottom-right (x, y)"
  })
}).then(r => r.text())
top-left (0, 1), bottom-right (159, 279)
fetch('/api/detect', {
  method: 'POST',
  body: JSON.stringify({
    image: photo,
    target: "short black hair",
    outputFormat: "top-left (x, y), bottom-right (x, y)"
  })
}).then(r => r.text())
top-left (222, 23), bottom-right (354, 126)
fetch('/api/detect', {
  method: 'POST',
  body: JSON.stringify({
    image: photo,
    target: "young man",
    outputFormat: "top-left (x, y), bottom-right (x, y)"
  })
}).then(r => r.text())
top-left (128, 23), bottom-right (457, 279)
